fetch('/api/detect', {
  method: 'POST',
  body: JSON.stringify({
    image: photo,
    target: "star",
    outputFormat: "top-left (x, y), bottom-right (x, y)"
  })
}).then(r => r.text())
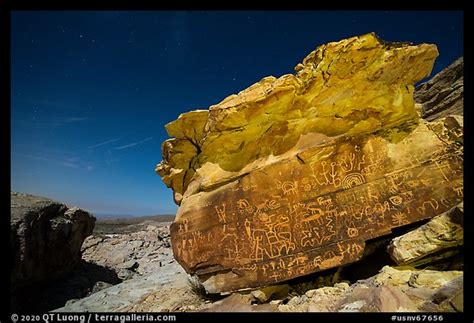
top-left (79, 34), bottom-right (83, 38)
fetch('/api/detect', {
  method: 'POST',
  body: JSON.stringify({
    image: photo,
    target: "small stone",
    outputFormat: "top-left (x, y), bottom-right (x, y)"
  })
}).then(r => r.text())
top-left (250, 285), bottom-right (290, 303)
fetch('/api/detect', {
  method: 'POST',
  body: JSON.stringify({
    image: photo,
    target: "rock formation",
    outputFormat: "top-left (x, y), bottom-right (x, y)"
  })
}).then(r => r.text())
top-left (415, 57), bottom-right (463, 121)
top-left (156, 33), bottom-right (463, 293)
top-left (81, 223), bottom-right (173, 280)
top-left (387, 203), bottom-right (463, 266)
top-left (11, 192), bottom-right (96, 291)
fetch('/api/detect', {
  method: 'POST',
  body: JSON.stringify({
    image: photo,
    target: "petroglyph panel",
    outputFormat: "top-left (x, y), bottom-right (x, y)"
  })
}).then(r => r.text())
top-left (170, 119), bottom-right (463, 292)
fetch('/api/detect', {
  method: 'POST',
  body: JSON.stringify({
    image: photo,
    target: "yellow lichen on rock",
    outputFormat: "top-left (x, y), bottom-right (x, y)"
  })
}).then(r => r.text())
top-left (157, 33), bottom-right (438, 196)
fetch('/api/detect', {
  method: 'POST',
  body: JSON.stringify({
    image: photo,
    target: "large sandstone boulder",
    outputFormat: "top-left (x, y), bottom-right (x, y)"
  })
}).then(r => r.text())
top-left (11, 192), bottom-right (96, 290)
top-left (155, 33), bottom-right (463, 293)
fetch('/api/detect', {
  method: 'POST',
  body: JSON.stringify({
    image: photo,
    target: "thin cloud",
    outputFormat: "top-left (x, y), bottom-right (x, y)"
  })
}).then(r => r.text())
top-left (45, 116), bottom-right (88, 127)
top-left (88, 137), bottom-right (122, 149)
top-left (22, 98), bottom-right (84, 111)
top-left (16, 153), bottom-right (80, 169)
top-left (65, 117), bottom-right (88, 123)
top-left (16, 116), bottom-right (89, 127)
top-left (114, 137), bottom-right (154, 150)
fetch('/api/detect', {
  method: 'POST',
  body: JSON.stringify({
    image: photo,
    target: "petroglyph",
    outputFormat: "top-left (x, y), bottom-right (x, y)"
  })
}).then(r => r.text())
top-left (341, 172), bottom-right (365, 189)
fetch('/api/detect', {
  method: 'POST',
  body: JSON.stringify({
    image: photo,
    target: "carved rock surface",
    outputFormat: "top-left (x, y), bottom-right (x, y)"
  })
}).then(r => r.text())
top-left (11, 192), bottom-right (96, 290)
top-left (415, 57), bottom-right (463, 121)
top-left (156, 33), bottom-right (463, 293)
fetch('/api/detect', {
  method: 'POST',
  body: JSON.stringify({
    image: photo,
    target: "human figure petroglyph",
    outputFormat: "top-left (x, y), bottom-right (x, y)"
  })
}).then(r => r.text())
top-left (178, 218), bottom-right (189, 233)
top-left (191, 230), bottom-right (205, 244)
top-left (329, 162), bottom-right (341, 187)
top-left (250, 229), bottom-right (267, 261)
top-left (215, 203), bottom-right (227, 224)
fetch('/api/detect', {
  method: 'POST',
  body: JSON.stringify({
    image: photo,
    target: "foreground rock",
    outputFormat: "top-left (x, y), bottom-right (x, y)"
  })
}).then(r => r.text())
top-left (11, 193), bottom-right (95, 288)
top-left (54, 261), bottom-right (197, 312)
top-left (56, 264), bottom-right (462, 313)
top-left (156, 33), bottom-right (463, 293)
top-left (82, 223), bottom-right (172, 280)
top-left (280, 266), bottom-right (463, 312)
top-left (388, 203), bottom-right (463, 266)
top-left (415, 57), bottom-right (463, 121)
top-left (11, 192), bottom-right (96, 311)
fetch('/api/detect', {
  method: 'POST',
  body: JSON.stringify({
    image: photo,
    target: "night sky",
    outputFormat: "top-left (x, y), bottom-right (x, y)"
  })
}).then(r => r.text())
top-left (11, 11), bottom-right (463, 217)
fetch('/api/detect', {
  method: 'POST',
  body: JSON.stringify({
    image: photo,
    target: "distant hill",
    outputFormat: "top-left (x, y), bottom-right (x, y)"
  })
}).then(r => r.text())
top-left (96, 214), bottom-right (175, 223)
top-left (93, 214), bottom-right (176, 234)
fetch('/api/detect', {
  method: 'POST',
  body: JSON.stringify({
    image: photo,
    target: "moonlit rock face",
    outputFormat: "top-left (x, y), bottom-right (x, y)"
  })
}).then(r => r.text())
top-left (155, 33), bottom-right (463, 293)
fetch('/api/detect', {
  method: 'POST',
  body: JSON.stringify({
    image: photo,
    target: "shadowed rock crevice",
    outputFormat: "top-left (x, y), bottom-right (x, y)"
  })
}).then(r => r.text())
top-left (12, 260), bottom-right (121, 312)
